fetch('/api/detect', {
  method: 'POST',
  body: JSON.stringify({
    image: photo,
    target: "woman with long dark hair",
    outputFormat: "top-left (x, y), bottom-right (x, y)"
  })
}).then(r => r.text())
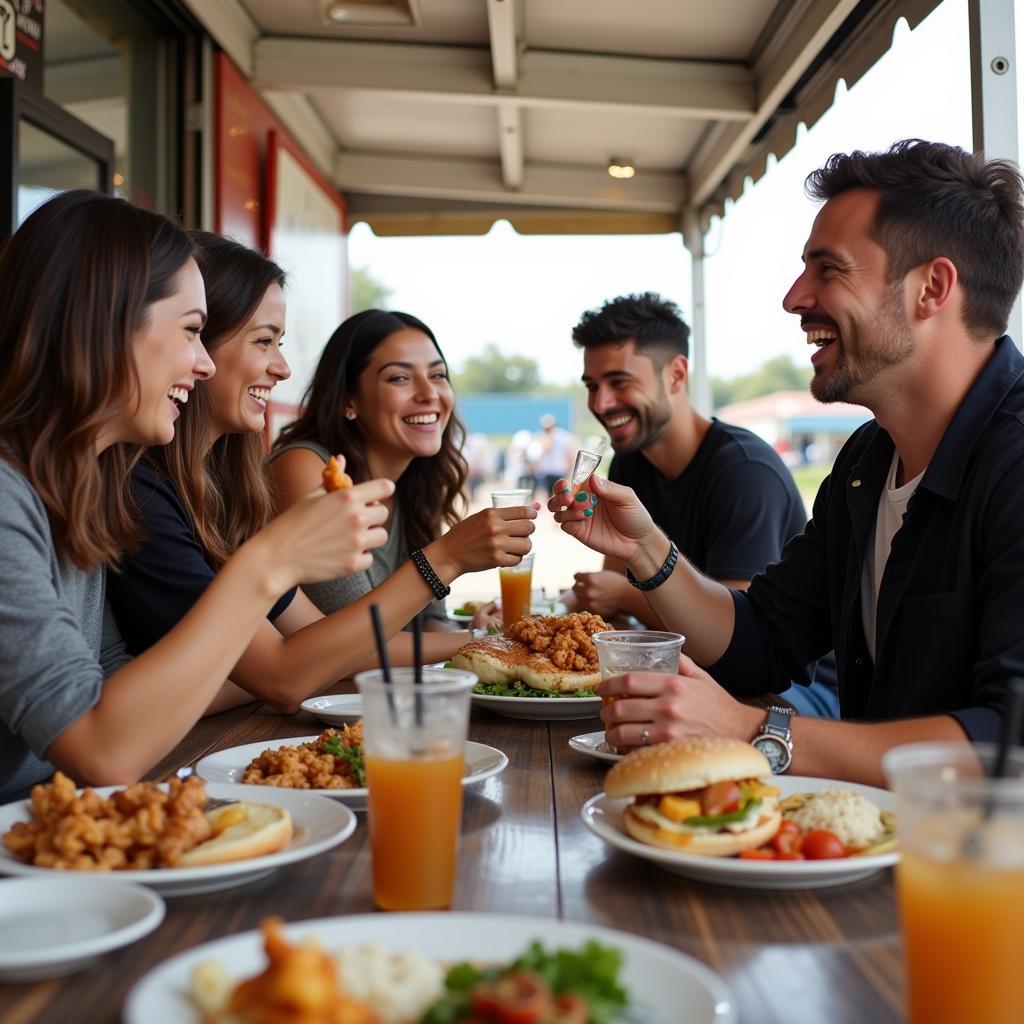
top-left (270, 309), bottom-right (522, 631)
top-left (0, 193), bottom-right (390, 800)
top-left (108, 238), bottom-right (534, 707)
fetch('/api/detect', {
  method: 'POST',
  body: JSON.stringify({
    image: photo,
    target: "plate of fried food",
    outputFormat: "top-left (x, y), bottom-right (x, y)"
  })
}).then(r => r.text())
top-left (453, 611), bottom-right (610, 721)
top-left (125, 912), bottom-right (736, 1024)
top-left (0, 772), bottom-right (356, 896)
top-left (195, 728), bottom-right (509, 811)
top-left (582, 737), bottom-right (898, 889)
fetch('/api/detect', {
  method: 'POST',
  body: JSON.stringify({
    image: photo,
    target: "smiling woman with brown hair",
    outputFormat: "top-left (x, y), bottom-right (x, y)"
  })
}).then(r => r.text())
top-left (0, 193), bottom-right (390, 801)
top-left (269, 309), bottom-right (533, 635)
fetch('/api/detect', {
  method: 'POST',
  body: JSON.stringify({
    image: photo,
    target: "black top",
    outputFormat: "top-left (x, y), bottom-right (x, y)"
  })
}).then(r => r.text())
top-left (108, 462), bottom-right (296, 657)
top-left (610, 419), bottom-right (807, 580)
top-left (714, 335), bottom-right (1024, 743)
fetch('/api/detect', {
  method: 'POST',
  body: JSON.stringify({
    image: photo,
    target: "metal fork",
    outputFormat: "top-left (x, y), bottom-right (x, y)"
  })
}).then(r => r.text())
top-left (174, 765), bottom-right (236, 809)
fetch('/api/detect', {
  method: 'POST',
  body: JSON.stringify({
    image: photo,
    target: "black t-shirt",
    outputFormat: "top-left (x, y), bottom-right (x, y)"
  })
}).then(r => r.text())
top-left (108, 462), bottom-right (295, 656)
top-left (610, 419), bottom-right (807, 580)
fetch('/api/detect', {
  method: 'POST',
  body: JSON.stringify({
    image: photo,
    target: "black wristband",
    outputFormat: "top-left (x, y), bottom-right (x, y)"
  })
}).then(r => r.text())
top-left (410, 548), bottom-right (451, 600)
top-left (625, 539), bottom-right (679, 591)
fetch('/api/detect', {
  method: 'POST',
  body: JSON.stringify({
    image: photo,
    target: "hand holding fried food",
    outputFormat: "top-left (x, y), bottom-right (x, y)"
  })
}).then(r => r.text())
top-left (322, 455), bottom-right (353, 492)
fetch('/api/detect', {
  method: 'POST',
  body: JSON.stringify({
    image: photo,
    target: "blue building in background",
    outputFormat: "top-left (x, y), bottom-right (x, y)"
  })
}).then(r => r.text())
top-left (455, 394), bottom-right (574, 436)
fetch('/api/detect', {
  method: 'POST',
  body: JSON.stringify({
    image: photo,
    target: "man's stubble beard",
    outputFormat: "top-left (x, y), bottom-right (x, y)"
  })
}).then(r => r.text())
top-left (611, 389), bottom-right (674, 454)
top-left (811, 282), bottom-right (915, 405)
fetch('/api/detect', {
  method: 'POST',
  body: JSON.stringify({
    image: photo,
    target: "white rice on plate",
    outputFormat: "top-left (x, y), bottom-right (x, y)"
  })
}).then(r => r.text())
top-left (788, 788), bottom-right (884, 847)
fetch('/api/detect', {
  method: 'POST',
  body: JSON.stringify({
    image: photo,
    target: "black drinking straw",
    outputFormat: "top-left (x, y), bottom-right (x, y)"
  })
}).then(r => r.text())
top-left (412, 611), bottom-right (424, 726)
top-left (967, 677), bottom-right (1024, 856)
top-left (370, 603), bottom-right (397, 724)
top-left (991, 677), bottom-right (1024, 786)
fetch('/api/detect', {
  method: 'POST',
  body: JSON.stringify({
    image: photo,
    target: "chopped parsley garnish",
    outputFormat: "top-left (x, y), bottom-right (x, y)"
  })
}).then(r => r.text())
top-left (320, 735), bottom-right (366, 787)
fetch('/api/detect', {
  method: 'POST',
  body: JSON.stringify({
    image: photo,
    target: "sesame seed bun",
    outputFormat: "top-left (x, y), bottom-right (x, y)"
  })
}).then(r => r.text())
top-left (605, 737), bottom-right (772, 798)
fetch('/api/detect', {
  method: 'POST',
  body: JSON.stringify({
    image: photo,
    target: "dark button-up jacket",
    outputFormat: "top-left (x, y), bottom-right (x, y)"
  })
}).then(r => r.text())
top-left (712, 335), bottom-right (1024, 742)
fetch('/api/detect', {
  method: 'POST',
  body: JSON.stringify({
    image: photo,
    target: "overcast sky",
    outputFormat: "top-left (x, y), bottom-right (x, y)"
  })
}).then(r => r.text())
top-left (350, 0), bottom-right (987, 386)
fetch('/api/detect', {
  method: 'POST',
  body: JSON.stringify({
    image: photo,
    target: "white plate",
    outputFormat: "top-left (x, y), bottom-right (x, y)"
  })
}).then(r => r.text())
top-left (124, 912), bottom-right (736, 1024)
top-left (472, 692), bottom-right (602, 721)
top-left (582, 775), bottom-right (899, 890)
top-left (569, 730), bottom-right (624, 762)
top-left (0, 877), bottom-right (164, 982)
top-left (196, 738), bottom-right (508, 811)
top-left (448, 611), bottom-right (474, 623)
top-left (300, 693), bottom-right (363, 725)
top-left (0, 783), bottom-right (356, 897)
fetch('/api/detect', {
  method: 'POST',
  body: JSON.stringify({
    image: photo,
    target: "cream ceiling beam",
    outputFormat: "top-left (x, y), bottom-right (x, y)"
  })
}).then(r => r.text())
top-left (261, 91), bottom-right (338, 179)
top-left (687, 0), bottom-right (861, 207)
top-left (254, 38), bottom-right (754, 121)
top-left (487, 0), bottom-right (523, 189)
top-left (333, 151), bottom-right (687, 212)
top-left (180, 0), bottom-right (258, 76)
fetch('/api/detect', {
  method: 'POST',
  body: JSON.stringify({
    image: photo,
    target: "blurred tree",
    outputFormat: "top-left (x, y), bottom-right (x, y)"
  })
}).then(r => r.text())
top-left (712, 355), bottom-right (807, 409)
top-left (453, 343), bottom-right (542, 392)
top-left (350, 265), bottom-right (392, 313)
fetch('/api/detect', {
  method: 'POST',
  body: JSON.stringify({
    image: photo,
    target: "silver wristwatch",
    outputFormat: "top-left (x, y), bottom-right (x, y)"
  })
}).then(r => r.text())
top-left (751, 705), bottom-right (794, 774)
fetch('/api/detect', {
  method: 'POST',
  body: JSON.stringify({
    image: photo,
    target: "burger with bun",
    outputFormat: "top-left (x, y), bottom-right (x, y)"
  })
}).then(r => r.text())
top-left (604, 737), bottom-right (782, 856)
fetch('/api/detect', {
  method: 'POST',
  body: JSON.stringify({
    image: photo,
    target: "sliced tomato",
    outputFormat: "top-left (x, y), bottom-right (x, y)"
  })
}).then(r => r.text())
top-left (700, 780), bottom-right (742, 817)
top-left (469, 970), bottom-right (550, 1024)
top-left (801, 829), bottom-right (848, 860)
top-left (770, 818), bottom-right (803, 856)
top-left (739, 847), bottom-right (775, 860)
top-left (552, 994), bottom-right (588, 1024)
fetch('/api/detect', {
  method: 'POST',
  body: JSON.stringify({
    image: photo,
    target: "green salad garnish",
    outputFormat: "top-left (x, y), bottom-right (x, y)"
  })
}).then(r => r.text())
top-left (420, 940), bottom-right (628, 1024)
top-left (473, 681), bottom-right (597, 699)
top-left (320, 735), bottom-right (366, 787)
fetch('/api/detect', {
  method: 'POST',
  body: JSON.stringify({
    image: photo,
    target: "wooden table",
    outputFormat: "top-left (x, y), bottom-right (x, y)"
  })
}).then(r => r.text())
top-left (0, 701), bottom-right (905, 1023)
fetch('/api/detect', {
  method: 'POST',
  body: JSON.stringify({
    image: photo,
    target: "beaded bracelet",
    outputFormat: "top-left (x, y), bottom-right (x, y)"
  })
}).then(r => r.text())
top-left (411, 548), bottom-right (451, 600)
top-left (625, 538), bottom-right (679, 592)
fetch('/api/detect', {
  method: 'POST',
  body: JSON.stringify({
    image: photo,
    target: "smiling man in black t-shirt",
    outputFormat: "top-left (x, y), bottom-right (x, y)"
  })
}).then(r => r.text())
top-left (564, 291), bottom-right (838, 716)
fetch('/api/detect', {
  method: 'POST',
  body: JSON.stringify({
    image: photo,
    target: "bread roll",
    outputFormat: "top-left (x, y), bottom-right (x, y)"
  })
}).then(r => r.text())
top-left (177, 802), bottom-right (293, 867)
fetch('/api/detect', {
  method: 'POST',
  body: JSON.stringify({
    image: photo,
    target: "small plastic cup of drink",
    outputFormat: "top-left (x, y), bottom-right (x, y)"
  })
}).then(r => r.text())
top-left (491, 489), bottom-right (535, 630)
top-left (883, 741), bottom-right (1024, 1024)
top-left (592, 631), bottom-right (684, 753)
top-left (355, 667), bottom-right (477, 911)
top-left (498, 553), bottom-right (534, 629)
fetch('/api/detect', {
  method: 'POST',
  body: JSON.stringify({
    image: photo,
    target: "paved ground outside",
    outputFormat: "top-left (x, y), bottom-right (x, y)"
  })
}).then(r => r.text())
top-left (446, 479), bottom-right (602, 611)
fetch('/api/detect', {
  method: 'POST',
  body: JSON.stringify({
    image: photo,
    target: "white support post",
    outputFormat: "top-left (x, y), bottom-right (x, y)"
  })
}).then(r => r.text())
top-left (683, 209), bottom-right (711, 416)
top-left (969, 0), bottom-right (1022, 346)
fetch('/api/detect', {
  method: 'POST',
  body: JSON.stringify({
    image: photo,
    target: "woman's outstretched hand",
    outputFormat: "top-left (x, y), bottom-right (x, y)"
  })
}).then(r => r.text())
top-left (431, 504), bottom-right (538, 577)
top-left (547, 475), bottom-right (657, 564)
top-left (260, 476), bottom-right (393, 590)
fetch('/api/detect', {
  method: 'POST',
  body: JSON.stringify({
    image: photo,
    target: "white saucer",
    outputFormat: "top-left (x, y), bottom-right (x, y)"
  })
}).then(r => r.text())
top-left (0, 877), bottom-right (164, 982)
top-left (300, 693), bottom-right (363, 725)
top-left (568, 730), bottom-right (623, 762)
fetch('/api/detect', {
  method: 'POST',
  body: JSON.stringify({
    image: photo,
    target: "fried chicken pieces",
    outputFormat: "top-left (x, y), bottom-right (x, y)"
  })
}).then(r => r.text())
top-left (3, 771), bottom-right (212, 870)
top-left (197, 919), bottom-right (376, 1024)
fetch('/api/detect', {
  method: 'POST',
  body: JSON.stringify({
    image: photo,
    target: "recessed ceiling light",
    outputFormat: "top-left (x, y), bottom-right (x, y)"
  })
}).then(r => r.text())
top-left (608, 158), bottom-right (636, 180)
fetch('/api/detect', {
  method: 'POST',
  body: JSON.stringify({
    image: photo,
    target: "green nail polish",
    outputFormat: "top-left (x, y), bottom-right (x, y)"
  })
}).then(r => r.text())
top-left (576, 491), bottom-right (588, 502)
top-left (560, 488), bottom-right (571, 495)
top-left (590, 494), bottom-right (598, 505)
top-left (583, 508), bottom-right (593, 518)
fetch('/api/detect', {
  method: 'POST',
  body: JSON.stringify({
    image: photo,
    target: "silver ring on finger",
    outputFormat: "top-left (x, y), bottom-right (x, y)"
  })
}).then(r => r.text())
top-left (641, 726), bottom-right (651, 746)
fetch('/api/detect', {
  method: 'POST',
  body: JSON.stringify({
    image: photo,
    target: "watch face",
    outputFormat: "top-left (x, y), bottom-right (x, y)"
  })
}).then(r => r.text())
top-left (753, 734), bottom-right (791, 774)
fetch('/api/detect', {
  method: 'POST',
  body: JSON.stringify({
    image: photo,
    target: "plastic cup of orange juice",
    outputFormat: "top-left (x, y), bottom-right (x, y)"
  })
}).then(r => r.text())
top-left (883, 741), bottom-right (1024, 1024)
top-left (354, 666), bottom-right (477, 911)
top-left (491, 489), bottom-right (534, 630)
top-left (592, 630), bottom-right (685, 754)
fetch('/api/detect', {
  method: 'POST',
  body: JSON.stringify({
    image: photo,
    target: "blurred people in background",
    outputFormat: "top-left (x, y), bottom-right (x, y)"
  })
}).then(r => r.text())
top-left (504, 428), bottom-right (537, 491)
top-left (534, 414), bottom-right (575, 497)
